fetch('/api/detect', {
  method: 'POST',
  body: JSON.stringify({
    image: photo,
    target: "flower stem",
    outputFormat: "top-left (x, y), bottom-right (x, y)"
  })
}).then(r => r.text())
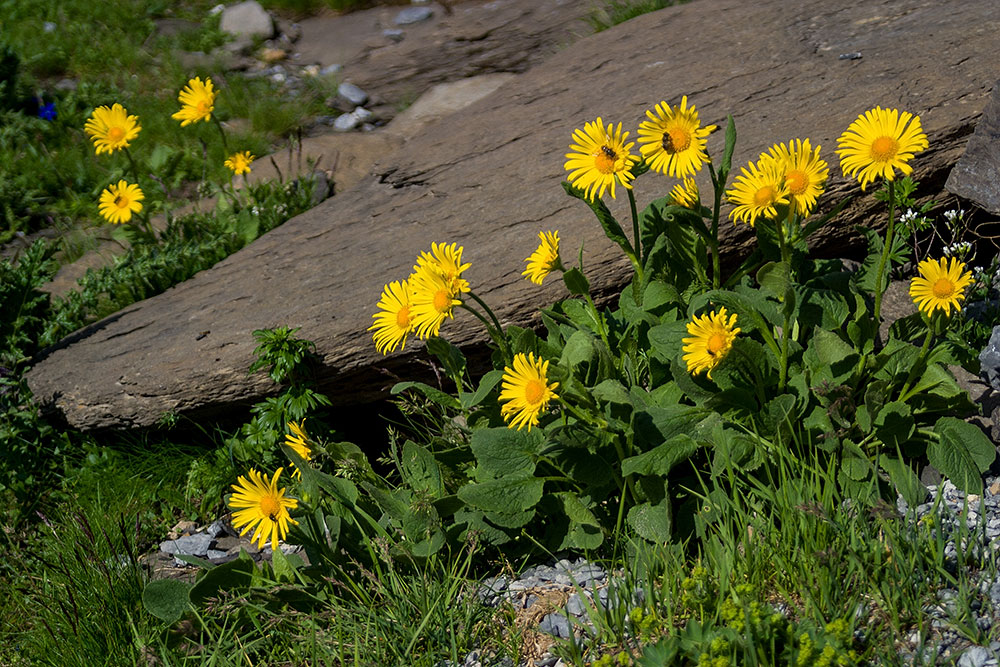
top-left (873, 180), bottom-right (897, 325)
top-left (776, 209), bottom-right (793, 391)
top-left (627, 188), bottom-right (641, 260)
top-left (213, 116), bottom-right (230, 153)
top-left (123, 147), bottom-right (141, 183)
top-left (459, 300), bottom-right (509, 362)
top-left (709, 162), bottom-right (726, 289)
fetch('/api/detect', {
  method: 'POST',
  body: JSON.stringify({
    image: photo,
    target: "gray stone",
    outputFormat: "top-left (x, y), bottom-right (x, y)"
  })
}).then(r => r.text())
top-left (537, 613), bottom-right (570, 638)
top-left (160, 532), bottom-right (213, 557)
top-left (947, 80), bottom-right (1000, 214)
top-left (394, 6), bottom-right (433, 25)
top-left (383, 29), bottom-right (405, 42)
top-left (565, 593), bottom-right (585, 616)
top-left (53, 78), bottom-right (77, 92)
top-left (26, 0), bottom-right (1000, 429)
top-left (958, 646), bottom-right (992, 667)
top-left (980, 326), bottom-right (1000, 391)
top-left (320, 63), bottom-right (342, 77)
top-left (337, 82), bottom-right (368, 106)
top-left (333, 113), bottom-right (360, 132)
top-left (352, 106), bottom-right (374, 123)
top-left (206, 549), bottom-right (228, 561)
top-left (220, 1), bottom-right (275, 40)
top-left (206, 519), bottom-right (228, 538)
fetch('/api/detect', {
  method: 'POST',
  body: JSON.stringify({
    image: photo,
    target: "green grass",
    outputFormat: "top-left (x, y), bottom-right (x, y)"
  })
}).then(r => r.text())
top-left (0, 0), bottom-right (333, 242)
top-left (586, 0), bottom-right (688, 33)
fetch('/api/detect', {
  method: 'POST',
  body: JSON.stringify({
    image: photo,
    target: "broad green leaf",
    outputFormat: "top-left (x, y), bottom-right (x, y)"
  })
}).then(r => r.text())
top-left (628, 498), bottom-right (672, 542)
top-left (563, 267), bottom-right (591, 296)
top-left (458, 474), bottom-right (545, 513)
top-left (401, 440), bottom-right (445, 497)
top-left (622, 434), bottom-right (699, 477)
top-left (879, 455), bottom-right (926, 507)
top-left (470, 427), bottom-right (541, 481)
top-left (647, 320), bottom-right (689, 363)
top-left (928, 417), bottom-right (995, 495)
top-left (270, 546), bottom-right (296, 583)
top-left (484, 508), bottom-right (536, 528)
top-left (642, 280), bottom-right (681, 315)
top-left (142, 579), bottom-right (191, 624)
top-left (874, 401), bottom-right (914, 449)
top-left (756, 261), bottom-right (791, 302)
top-left (189, 557), bottom-right (255, 606)
top-left (460, 369), bottom-right (504, 410)
top-left (803, 327), bottom-right (857, 384)
top-left (841, 456), bottom-right (873, 482)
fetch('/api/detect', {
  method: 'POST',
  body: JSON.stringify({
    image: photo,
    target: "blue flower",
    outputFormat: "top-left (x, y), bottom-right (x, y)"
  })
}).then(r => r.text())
top-left (37, 102), bottom-right (56, 121)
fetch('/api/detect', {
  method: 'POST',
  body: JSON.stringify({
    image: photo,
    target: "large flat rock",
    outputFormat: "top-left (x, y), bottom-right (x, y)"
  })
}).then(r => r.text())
top-left (27, 0), bottom-right (1000, 430)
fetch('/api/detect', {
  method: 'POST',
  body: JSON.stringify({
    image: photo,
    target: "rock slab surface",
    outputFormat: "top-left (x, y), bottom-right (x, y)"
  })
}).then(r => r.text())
top-left (947, 79), bottom-right (1000, 214)
top-left (26, 0), bottom-right (1000, 430)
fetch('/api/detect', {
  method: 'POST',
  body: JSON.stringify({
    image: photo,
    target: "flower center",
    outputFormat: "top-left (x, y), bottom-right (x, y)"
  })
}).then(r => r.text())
top-left (197, 100), bottom-right (212, 116)
top-left (259, 495), bottom-right (281, 521)
top-left (870, 136), bottom-right (899, 163)
top-left (114, 195), bottom-right (129, 209)
top-left (753, 186), bottom-right (775, 207)
top-left (706, 332), bottom-right (727, 355)
top-left (661, 127), bottom-right (692, 154)
top-left (594, 145), bottom-right (618, 174)
top-left (108, 126), bottom-right (125, 142)
top-left (932, 278), bottom-right (955, 299)
top-left (433, 289), bottom-right (452, 313)
top-left (524, 379), bottom-right (546, 405)
top-left (786, 170), bottom-right (808, 195)
top-left (395, 305), bottom-right (411, 328)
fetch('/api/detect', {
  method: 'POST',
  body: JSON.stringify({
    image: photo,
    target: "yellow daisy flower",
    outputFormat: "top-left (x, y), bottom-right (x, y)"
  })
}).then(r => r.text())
top-left (98, 180), bottom-right (144, 224)
top-left (836, 106), bottom-right (929, 191)
top-left (682, 308), bottom-right (740, 379)
top-left (369, 279), bottom-right (415, 354)
top-left (564, 117), bottom-right (637, 200)
top-left (522, 231), bottom-right (562, 285)
top-left (414, 242), bottom-right (471, 295)
top-left (224, 151), bottom-right (254, 175)
top-left (499, 352), bottom-right (559, 432)
top-left (172, 77), bottom-right (217, 127)
top-left (909, 257), bottom-right (973, 317)
top-left (409, 266), bottom-right (462, 339)
top-left (227, 468), bottom-right (299, 551)
top-left (637, 96), bottom-right (717, 179)
top-left (84, 103), bottom-right (141, 155)
top-left (667, 177), bottom-right (700, 210)
top-left (285, 420), bottom-right (313, 480)
top-left (726, 154), bottom-right (790, 227)
top-left (767, 138), bottom-right (828, 216)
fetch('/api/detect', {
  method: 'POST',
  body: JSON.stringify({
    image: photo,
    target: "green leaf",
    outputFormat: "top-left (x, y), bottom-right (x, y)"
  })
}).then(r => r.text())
top-left (561, 181), bottom-right (633, 256)
top-left (270, 546), bottom-right (296, 583)
top-left (142, 579), bottom-right (192, 624)
top-left (400, 440), bottom-right (445, 497)
top-left (647, 320), bottom-right (689, 363)
top-left (803, 327), bottom-right (858, 384)
top-left (555, 492), bottom-right (604, 551)
top-left (461, 370), bottom-right (503, 410)
top-left (426, 337), bottom-right (467, 383)
top-left (622, 434), bottom-right (699, 477)
top-left (458, 474), bottom-right (545, 513)
top-left (189, 557), bottom-right (255, 606)
top-left (628, 497), bottom-right (672, 542)
top-left (470, 427), bottom-right (541, 481)
top-left (391, 381), bottom-right (461, 410)
top-left (756, 261), bottom-right (791, 302)
top-left (929, 418), bottom-right (995, 495)
top-left (873, 401), bottom-right (914, 449)
top-left (879, 455), bottom-right (926, 507)
top-left (841, 456), bottom-right (874, 482)
top-left (562, 267), bottom-right (591, 296)
top-left (720, 115), bottom-right (736, 179)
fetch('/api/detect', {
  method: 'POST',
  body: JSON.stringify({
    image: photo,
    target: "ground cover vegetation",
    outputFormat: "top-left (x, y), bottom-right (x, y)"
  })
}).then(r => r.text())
top-left (0, 0), bottom-right (337, 244)
top-left (3, 2), bottom-right (1000, 666)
